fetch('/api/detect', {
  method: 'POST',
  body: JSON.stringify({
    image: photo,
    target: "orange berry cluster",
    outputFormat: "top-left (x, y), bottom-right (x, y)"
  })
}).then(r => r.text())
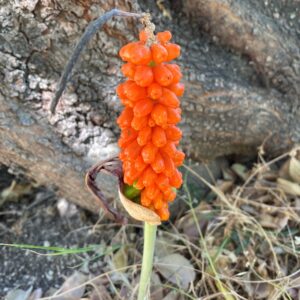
top-left (116, 30), bottom-right (185, 221)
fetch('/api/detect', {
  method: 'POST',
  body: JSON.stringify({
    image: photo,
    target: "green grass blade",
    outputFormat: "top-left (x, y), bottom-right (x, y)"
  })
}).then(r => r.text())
top-left (0, 243), bottom-right (120, 256)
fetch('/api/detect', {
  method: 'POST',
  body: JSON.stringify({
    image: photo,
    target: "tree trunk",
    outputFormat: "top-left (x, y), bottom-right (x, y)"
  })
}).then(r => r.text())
top-left (0, 0), bottom-right (299, 212)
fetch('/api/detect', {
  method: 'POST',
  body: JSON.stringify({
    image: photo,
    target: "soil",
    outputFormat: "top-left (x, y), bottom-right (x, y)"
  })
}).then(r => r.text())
top-left (0, 162), bottom-right (213, 298)
top-left (0, 156), bottom-right (219, 298)
top-left (0, 165), bottom-right (130, 298)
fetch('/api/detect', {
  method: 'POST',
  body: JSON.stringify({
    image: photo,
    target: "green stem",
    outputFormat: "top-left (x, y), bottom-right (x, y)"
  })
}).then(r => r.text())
top-left (137, 222), bottom-right (157, 300)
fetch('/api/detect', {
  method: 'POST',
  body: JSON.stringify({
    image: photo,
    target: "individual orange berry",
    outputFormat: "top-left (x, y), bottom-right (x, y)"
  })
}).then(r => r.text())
top-left (173, 150), bottom-right (185, 166)
top-left (168, 82), bottom-right (185, 96)
top-left (119, 151), bottom-right (125, 161)
top-left (151, 44), bottom-right (168, 64)
top-left (169, 191), bottom-right (177, 201)
top-left (124, 168), bottom-right (141, 185)
top-left (134, 65), bottom-right (154, 87)
top-left (116, 83), bottom-right (126, 99)
top-left (161, 141), bottom-right (177, 158)
top-left (161, 185), bottom-right (173, 197)
top-left (157, 173), bottom-right (169, 191)
top-left (163, 189), bottom-right (176, 202)
top-left (117, 107), bottom-right (133, 128)
top-left (142, 166), bottom-right (158, 187)
top-left (165, 64), bottom-right (182, 84)
top-left (137, 126), bottom-right (152, 146)
top-left (159, 88), bottom-right (180, 108)
top-left (135, 155), bottom-right (147, 172)
top-left (165, 125), bottom-right (182, 141)
top-left (131, 115), bottom-right (149, 130)
top-left (166, 107), bottom-right (181, 124)
top-left (119, 42), bottom-right (137, 62)
top-left (157, 31), bottom-right (172, 43)
top-left (133, 99), bottom-right (154, 117)
top-left (134, 176), bottom-right (145, 190)
top-left (151, 104), bottom-right (168, 127)
top-left (124, 164), bottom-right (142, 183)
top-left (124, 140), bottom-right (141, 160)
top-left (141, 142), bottom-right (158, 164)
top-left (123, 81), bottom-right (147, 101)
top-left (147, 83), bottom-right (163, 99)
top-left (121, 63), bottom-right (136, 79)
top-left (122, 160), bottom-right (132, 171)
top-left (129, 43), bottom-right (152, 65)
top-left (151, 152), bottom-right (165, 173)
top-left (124, 174), bottom-right (134, 185)
top-left (156, 206), bottom-right (170, 221)
top-left (118, 127), bottom-right (138, 148)
top-left (169, 168), bottom-right (183, 188)
top-left (141, 190), bottom-right (152, 206)
top-left (139, 30), bottom-right (148, 43)
top-left (164, 43), bottom-right (181, 61)
top-left (124, 172), bottom-right (136, 185)
top-left (161, 151), bottom-right (175, 177)
top-left (153, 64), bottom-right (174, 86)
top-left (119, 97), bottom-right (134, 107)
top-left (153, 192), bottom-right (164, 209)
top-left (152, 126), bottom-right (167, 148)
top-left (145, 185), bottom-right (161, 199)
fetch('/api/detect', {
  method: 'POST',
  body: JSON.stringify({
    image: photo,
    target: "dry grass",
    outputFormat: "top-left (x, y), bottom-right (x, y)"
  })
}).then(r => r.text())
top-left (75, 146), bottom-right (300, 299)
top-left (170, 147), bottom-right (300, 300)
top-left (6, 148), bottom-right (300, 300)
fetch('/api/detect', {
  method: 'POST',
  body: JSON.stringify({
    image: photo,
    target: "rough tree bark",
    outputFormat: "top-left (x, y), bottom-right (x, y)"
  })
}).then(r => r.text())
top-left (0, 0), bottom-right (299, 212)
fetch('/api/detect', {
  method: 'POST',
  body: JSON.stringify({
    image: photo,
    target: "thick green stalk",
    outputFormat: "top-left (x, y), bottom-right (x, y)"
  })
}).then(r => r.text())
top-left (137, 222), bottom-right (157, 300)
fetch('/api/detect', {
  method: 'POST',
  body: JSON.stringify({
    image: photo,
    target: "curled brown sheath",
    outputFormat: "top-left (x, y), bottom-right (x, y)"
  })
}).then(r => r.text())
top-left (85, 156), bottom-right (127, 224)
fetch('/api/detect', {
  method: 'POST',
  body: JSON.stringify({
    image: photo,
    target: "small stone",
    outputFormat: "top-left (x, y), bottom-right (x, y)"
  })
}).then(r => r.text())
top-left (266, 56), bottom-right (272, 62)
top-left (45, 270), bottom-right (54, 280)
top-left (43, 241), bottom-right (50, 247)
top-left (57, 198), bottom-right (78, 217)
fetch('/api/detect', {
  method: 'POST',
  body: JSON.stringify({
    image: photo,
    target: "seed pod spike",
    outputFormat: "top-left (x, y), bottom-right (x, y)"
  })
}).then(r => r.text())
top-left (117, 28), bottom-right (184, 221)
